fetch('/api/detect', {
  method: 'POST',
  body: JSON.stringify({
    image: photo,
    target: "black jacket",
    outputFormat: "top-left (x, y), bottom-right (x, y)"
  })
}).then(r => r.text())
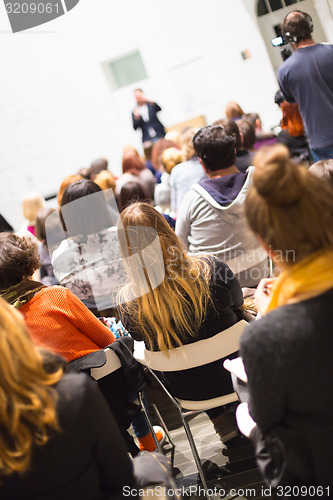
top-left (132, 102), bottom-right (165, 143)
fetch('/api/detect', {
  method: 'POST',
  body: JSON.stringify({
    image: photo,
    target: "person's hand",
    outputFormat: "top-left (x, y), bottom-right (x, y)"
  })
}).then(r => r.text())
top-left (133, 108), bottom-right (141, 120)
top-left (254, 277), bottom-right (277, 316)
top-left (236, 403), bottom-right (256, 437)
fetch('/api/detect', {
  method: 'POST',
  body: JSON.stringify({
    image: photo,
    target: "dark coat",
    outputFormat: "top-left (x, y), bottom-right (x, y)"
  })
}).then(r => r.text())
top-left (132, 102), bottom-right (165, 143)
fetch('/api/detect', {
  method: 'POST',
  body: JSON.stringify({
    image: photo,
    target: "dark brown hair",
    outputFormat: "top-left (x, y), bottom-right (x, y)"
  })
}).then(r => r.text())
top-left (35, 207), bottom-right (56, 242)
top-left (0, 233), bottom-right (40, 290)
top-left (60, 180), bottom-right (112, 236)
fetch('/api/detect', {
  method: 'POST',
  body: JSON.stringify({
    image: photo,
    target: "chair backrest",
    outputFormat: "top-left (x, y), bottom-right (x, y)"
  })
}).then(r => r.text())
top-left (134, 320), bottom-right (248, 402)
top-left (90, 348), bottom-right (122, 380)
top-left (134, 320), bottom-right (247, 372)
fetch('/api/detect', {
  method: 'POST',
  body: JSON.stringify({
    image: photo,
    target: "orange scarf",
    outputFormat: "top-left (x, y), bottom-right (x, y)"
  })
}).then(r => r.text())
top-left (266, 249), bottom-right (333, 312)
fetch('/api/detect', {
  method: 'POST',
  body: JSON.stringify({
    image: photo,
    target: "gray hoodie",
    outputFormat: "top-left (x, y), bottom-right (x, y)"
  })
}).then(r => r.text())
top-left (175, 167), bottom-right (267, 286)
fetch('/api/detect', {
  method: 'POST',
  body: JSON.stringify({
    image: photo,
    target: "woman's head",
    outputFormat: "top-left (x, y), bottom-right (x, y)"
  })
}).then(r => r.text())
top-left (161, 147), bottom-right (185, 174)
top-left (0, 298), bottom-right (62, 475)
top-left (22, 192), bottom-right (46, 225)
top-left (245, 145), bottom-right (333, 264)
top-left (60, 179), bottom-right (112, 236)
top-left (118, 182), bottom-right (149, 213)
top-left (94, 169), bottom-right (116, 191)
top-left (35, 207), bottom-right (56, 242)
top-left (122, 149), bottom-right (145, 175)
top-left (57, 175), bottom-right (82, 207)
top-left (151, 139), bottom-right (177, 171)
top-left (118, 203), bottom-right (212, 351)
top-left (225, 101), bottom-right (244, 120)
top-left (180, 127), bottom-right (199, 160)
top-left (0, 233), bottom-right (40, 290)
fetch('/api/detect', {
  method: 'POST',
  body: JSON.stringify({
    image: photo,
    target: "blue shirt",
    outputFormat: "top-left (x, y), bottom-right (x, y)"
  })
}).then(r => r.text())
top-left (278, 43), bottom-right (333, 149)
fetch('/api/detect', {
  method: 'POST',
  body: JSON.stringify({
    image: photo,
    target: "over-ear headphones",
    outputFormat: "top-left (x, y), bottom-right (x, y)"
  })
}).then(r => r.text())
top-left (282, 10), bottom-right (313, 43)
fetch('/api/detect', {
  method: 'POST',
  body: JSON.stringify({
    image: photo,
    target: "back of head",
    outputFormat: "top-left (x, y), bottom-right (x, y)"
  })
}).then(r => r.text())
top-left (122, 149), bottom-right (145, 175)
top-left (244, 113), bottom-right (260, 128)
top-left (89, 158), bottom-right (108, 179)
top-left (180, 127), bottom-right (199, 161)
top-left (309, 160), bottom-right (333, 191)
top-left (57, 174), bottom-right (83, 207)
top-left (236, 119), bottom-right (256, 150)
top-left (164, 130), bottom-right (182, 149)
top-left (22, 192), bottom-right (46, 225)
top-left (118, 182), bottom-right (149, 213)
top-left (0, 297), bottom-right (62, 476)
top-left (77, 167), bottom-right (91, 179)
top-left (94, 170), bottom-right (116, 191)
top-left (151, 139), bottom-right (177, 171)
top-left (118, 202), bottom-right (212, 351)
top-left (35, 207), bottom-right (56, 242)
top-left (0, 232), bottom-right (40, 290)
top-left (60, 179), bottom-right (112, 236)
top-left (193, 125), bottom-right (236, 171)
top-left (162, 147), bottom-right (185, 174)
top-left (225, 101), bottom-right (244, 120)
top-left (245, 144), bottom-right (333, 263)
top-left (214, 118), bottom-right (242, 150)
top-left (281, 10), bottom-right (313, 43)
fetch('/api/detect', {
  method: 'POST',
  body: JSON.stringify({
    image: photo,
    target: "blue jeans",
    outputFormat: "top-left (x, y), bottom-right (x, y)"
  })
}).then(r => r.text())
top-left (130, 394), bottom-right (150, 438)
top-left (310, 146), bottom-right (333, 163)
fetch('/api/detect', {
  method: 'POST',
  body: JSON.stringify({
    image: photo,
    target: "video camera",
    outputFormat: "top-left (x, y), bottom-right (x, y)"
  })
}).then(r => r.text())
top-left (271, 35), bottom-right (293, 61)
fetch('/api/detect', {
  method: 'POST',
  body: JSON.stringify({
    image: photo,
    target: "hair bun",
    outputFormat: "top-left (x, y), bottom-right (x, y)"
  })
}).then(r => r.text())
top-left (252, 144), bottom-right (305, 205)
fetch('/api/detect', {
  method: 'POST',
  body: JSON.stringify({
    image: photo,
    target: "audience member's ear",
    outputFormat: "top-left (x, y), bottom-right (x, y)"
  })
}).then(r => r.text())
top-left (198, 158), bottom-right (207, 172)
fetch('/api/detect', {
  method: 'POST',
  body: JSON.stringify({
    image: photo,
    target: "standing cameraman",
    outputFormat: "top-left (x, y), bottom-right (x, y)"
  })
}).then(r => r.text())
top-left (278, 10), bottom-right (333, 162)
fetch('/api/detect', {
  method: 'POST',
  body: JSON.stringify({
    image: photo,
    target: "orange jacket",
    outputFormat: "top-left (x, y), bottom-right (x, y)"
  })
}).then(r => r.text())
top-left (20, 286), bottom-right (115, 361)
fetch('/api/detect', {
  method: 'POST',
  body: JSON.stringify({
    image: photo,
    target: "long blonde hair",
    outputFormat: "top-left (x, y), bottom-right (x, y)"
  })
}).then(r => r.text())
top-left (0, 299), bottom-right (63, 476)
top-left (118, 203), bottom-right (213, 351)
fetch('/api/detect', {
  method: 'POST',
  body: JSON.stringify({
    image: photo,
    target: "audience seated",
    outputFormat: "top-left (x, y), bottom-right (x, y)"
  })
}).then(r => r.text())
top-left (0, 232), bottom-right (115, 360)
top-left (18, 191), bottom-right (46, 240)
top-left (244, 112), bottom-right (277, 150)
top-left (0, 298), bottom-right (135, 500)
top-left (77, 166), bottom-right (91, 179)
top-left (0, 231), bottom-right (160, 455)
top-left (225, 101), bottom-right (244, 120)
top-left (239, 145), bottom-right (333, 491)
top-left (164, 129), bottom-right (182, 148)
top-left (236, 119), bottom-right (256, 169)
top-left (154, 147), bottom-right (185, 212)
top-left (118, 202), bottom-right (244, 442)
top-left (169, 127), bottom-right (206, 214)
top-left (214, 118), bottom-right (254, 173)
top-left (57, 174), bottom-right (82, 206)
top-left (52, 179), bottom-right (126, 315)
top-left (151, 138), bottom-right (178, 173)
top-left (89, 157), bottom-right (108, 180)
top-left (118, 181), bottom-right (150, 213)
top-left (176, 125), bottom-right (269, 287)
top-left (116, 148), bottom-right (156, 200)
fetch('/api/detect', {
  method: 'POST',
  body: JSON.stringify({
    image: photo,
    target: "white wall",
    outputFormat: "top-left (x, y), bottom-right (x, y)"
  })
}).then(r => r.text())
top-left (0, 0), bottom-right (298, 228)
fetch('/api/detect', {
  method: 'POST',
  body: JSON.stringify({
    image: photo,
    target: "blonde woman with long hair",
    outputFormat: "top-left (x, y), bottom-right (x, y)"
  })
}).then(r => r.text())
top-left (238, 145), bottom-right (333, 491)
top-left (118, 202), bottom-right (244, 442)
top-left (0, 298), bottom-right (133, 499)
